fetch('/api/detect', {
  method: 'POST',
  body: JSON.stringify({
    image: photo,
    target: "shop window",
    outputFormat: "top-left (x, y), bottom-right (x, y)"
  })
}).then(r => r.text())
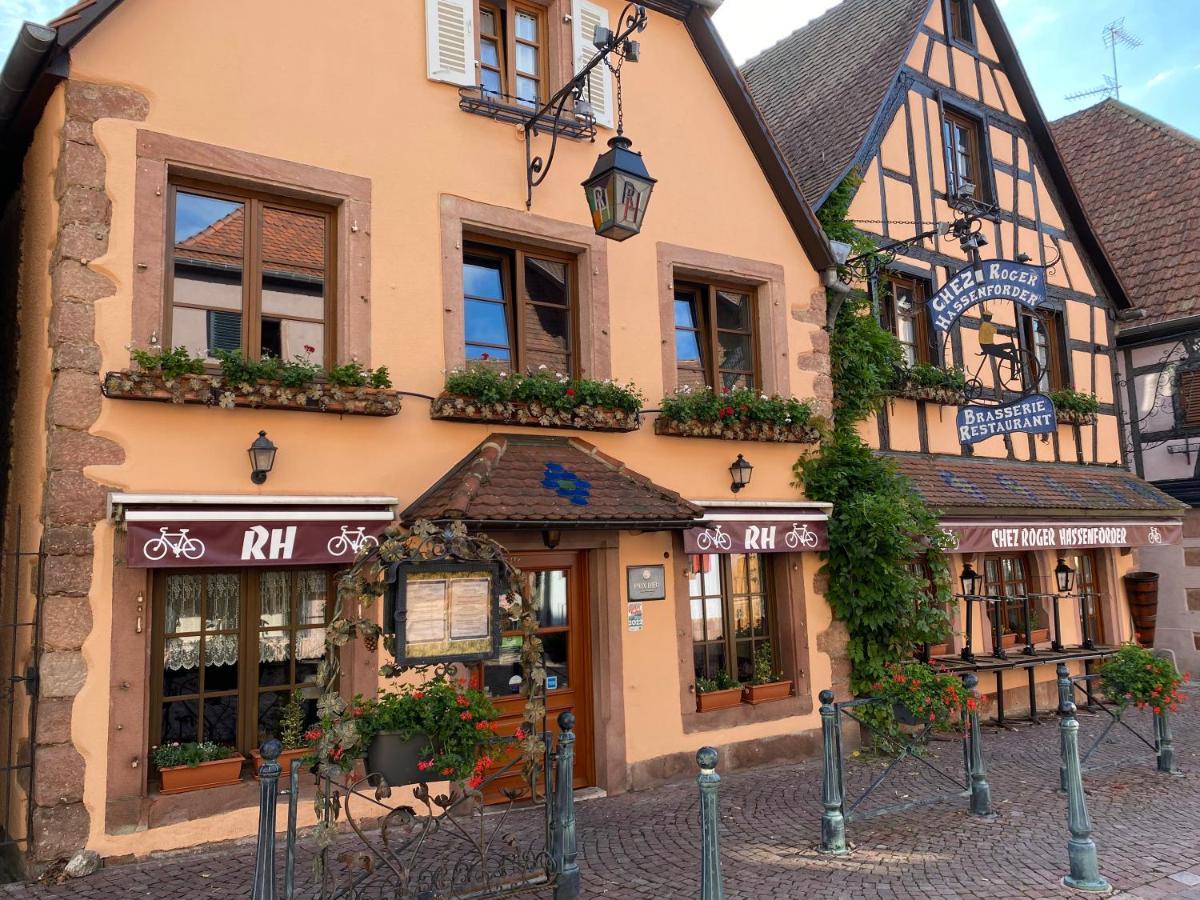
top-left (882, 274), bottom-right (934, 366)
top-left (1066, 550), bottom-right (1107, 645)
top-left (688, 553), bottom-right (775, 685)
top-left (152, 569), bottom-right (332, 759)
top-left (1176, 367), bottom-right (1200, 428)
top-left (674, 283), bottom-right (759, 391)
top-left (982, 553), bottom-right (1044, 639)
top-left (1019, 308), bottom-right (1068, 392)
top-left (946, 0), bottom-right (974, 45)
top-left (166, 181), bottom-right (335, 367)
top-left (942, 108), bottom-right (989, 201)
top-left (463, 241), bottom-right (576, 375)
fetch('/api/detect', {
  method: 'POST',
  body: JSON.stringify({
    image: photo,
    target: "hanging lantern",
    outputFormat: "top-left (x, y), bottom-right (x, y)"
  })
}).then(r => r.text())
top-left (582, 136), bottom-right (656, 241)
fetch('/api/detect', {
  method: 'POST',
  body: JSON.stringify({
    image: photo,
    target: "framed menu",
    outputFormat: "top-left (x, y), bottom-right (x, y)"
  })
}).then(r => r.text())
top-left (389, 560), bottom-right (502, 665)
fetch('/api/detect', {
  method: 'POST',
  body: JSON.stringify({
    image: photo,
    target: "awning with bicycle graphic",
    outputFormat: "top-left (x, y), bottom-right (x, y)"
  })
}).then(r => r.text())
top-left (108, 493), bottom-right (397, 569)
top-left (683, 505), bottom-right (831, 554)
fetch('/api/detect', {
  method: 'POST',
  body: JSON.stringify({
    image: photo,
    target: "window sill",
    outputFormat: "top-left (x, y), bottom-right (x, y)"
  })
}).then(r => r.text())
top-left (102, 371), bottom-right (402, 417)
top-left (683, 689), bottom-right (813, 733)
top-left (654, 417), bottom-right (820, 444)
top-left (430, 394), bottom-right (640, 432)
top-left (457, 88), bottom-right (596, 141)
top-left (1056, 410), bottom-right (1097, 426)
top-left (887, 384), bottom-right (967, 406)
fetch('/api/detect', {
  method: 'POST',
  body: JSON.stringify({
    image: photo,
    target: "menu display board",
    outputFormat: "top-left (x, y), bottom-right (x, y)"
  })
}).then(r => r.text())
top-left (391, 562), bottom-right (502, 665)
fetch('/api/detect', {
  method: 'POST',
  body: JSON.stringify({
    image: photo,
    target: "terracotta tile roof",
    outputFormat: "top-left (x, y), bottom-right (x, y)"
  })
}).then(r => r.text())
top-left (1052, 100), bottom-right (1200, 327)
top-left (890, 453), bottom-right (1186, 517)
top-left (47, 0), bottom-right (95, 28)
top-left (175, 207), bottom-right (325, 279)
top-left (404, 434), bottom-right (704, 526)
top-left (741, 0), bottom-right (928, 204)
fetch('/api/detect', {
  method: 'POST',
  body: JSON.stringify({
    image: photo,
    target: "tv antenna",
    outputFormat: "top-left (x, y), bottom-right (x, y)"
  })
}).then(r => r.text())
top-left (1065, 18), bottom-right (1141, 103)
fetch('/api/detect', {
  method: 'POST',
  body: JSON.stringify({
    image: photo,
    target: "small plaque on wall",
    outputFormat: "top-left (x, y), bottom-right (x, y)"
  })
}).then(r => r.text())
top-left (627, 565), bottom-right (666, 601)
top-left (389, 560), bottom-right (502, 665)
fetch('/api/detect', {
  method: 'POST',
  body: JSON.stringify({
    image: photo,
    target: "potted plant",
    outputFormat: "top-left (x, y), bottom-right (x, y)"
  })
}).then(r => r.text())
top-left (888, 363), bottom-right (968, 405)
top-left (656, 385), bottom-right (823, 443)
top-left (870, 661), bottom-right (971, 732)
top-left (742, 643), bottom-right (792, 704)
top-left (1049, 388), bottom-right (1100, 425)
top-left (695, 672), bottom-right (743, 712)
top-left (250, 690), bottom-right (312, 777)
top-left (1097, 643), bottom-right (1189, 713)
top-left (151, 741), bottom-right (244, 794)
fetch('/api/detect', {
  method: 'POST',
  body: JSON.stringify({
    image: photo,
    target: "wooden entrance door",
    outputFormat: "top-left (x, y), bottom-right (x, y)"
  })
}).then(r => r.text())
top-left (475, 550), bottom-right (594, 796)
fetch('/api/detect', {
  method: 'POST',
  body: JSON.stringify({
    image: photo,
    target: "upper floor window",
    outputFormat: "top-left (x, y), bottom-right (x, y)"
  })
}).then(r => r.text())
top-left (463, 240), bottom-right (575, 373)
top-left (1019, 308), bottom-right (1068, 392)
top-left (478, 1), bottom-right (548, 107)
top-left (674, 283), bottom-right (758, 391)
top-left (942, 108), bottom-right (988, 201)
top-left (882, 274), bottom-right (934, 366)
top-left (947, 0), bottom-right (974, 45)
top-left (1177, 367), bottom-right (1200, 428)
top-left (167, 182), bottom-right (334, 367)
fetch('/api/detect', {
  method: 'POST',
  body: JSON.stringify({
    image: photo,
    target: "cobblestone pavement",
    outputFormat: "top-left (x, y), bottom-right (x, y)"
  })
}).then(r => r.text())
top-left (4, 696), bottom-right (1200, 899)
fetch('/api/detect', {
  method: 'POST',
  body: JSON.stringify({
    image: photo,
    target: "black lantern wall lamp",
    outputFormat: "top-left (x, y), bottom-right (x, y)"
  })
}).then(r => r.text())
top-left (1055, 557), bottom-right (1076, 594)
top-left (524, 4), bottom-right (655, 240)
top-left (729, 454), bottom-right (753, 493)
top-left (248, 430), bottom-right (277, 484)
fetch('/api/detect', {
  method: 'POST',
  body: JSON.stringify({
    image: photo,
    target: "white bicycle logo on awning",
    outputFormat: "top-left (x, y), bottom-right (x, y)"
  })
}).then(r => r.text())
top-left (143, 527), bottom-right (206, 561)
top-left (327, 526), bottom-right (380, 557)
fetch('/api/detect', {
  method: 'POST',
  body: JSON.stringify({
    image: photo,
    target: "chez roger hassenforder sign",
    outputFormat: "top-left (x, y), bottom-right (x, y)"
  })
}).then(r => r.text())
top-left (941, 520), bottom-right (1181, 553)
top-left (928, 260), bottom-right (1046, 332)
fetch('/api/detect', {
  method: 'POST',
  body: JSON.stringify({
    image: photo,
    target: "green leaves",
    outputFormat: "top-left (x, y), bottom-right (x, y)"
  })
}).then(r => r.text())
top-left (1098, 643), bottom-right (1187, 711)
top-left (1048, 388), bottom-right (1099, 417)
top-left (444, 364), bottom-right (643, 413)
top-left (149, 740), bottom-right (240, 769)
top-left (129, 345), bottom-right (206, 379)
top-left (659, 386), bottom-right (814, 427)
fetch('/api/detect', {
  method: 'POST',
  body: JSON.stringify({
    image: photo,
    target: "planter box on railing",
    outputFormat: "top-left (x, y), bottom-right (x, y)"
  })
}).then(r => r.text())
top-left (1056, 409), bottom-right (1098, 426)
top-left (102, 371), bottom-right (402, 417)
top-left (654, 417), bottom-right (821, 443)
top-left (429, 394), bottom-right (640, 432)
top-left (887, 382), bottom-right (967, 406)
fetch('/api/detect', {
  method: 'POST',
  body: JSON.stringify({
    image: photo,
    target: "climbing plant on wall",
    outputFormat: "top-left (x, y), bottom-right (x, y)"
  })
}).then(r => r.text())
top-left (796, 173), bottom-right (953, 693)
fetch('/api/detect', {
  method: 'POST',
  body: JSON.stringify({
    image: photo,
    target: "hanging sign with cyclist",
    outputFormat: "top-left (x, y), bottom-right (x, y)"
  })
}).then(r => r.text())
top-left (126, 520), bottom-right (387, 568)
top-left (683, 519), bottom-right (828, 554)
top-left (927, 259), bottom-right (1046, 332)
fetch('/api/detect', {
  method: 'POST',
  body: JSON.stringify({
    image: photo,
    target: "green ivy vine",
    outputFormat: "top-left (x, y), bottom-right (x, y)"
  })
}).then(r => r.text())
top-left (796, 173), bottom-right (954, 693)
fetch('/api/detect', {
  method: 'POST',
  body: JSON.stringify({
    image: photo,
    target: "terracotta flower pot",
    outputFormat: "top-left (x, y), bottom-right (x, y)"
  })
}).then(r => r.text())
top-left (249, 746), bottom-right (310, 779)
top-left (158, 755), bottom-right (245, 794)
top-left (743, 680), bottom-right (792, 705)
top-left (696, 687), bottom-right (743, 712)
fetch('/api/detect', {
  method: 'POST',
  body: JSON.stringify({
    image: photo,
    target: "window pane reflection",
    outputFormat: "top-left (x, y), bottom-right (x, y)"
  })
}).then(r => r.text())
top-left (259, 207), bottom-right (327, 365)
top-left (172, 192), bottom-right (244, 362)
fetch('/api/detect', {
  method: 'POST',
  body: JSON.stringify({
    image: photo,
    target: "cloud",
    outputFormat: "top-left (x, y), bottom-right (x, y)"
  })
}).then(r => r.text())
top-left (713, 0), bottom-right (842, 64)
top-left (0, 0), bottom-right (65, 54)
top-left (1146, 68), bottom-right (1179, 89)
top-left (1014, 8), bottom-right (1060, 42)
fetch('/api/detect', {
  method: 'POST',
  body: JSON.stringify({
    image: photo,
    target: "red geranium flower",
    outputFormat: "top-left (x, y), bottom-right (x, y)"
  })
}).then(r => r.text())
top-left (412, 691), bottom-right (424, 700)
top-left (303, 344), bottom-right (316, 354)
top-left (417, 760), bottom-right (434, 772)
top-left (481, 352), bottom-right (490, 360)
top-left (565, 388), bottom-right (576, 397)
top-left (456, 695), bottom-right (470, 707)
top-left (460, 711), bottom-right (473, 721)
top-left (467, 775), bottom-right (484, 789)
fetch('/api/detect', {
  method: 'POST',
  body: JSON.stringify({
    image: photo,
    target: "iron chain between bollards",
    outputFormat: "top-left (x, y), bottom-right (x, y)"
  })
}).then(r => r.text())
top-left (551, 711), bottom-right (581, 900)
top-left (818, 689), bottom-right (848, 854)
top-left (251, 739), bottom-right (283, 900)
top-left (1059, 700), bottom-right (1109, 892)
top-left (697, 746), bottom-right (723, 900)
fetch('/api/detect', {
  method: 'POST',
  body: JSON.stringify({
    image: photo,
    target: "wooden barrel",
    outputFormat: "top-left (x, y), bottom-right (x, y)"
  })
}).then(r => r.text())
top-left (1123, 571), bottom-right (1159, 648)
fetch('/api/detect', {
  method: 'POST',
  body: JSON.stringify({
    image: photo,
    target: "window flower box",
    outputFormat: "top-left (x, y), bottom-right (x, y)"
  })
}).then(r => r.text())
top-left (888, 382), bottom-right (967, 406)
top-left (102, 371), bottom-right (402, 417)
top-left (430, 394), bottom-right (639, 432)
top-left (657, 387), bottom-right (821, 443)
top-left (1055, 408), bottom-right (1097, 426)
top-left (158, 755), bottom-right (245, 794)
top-left (696, 686), bottom-right (743, 712)
top-left (1049, 389), bottom-right (1099, 426)
top-left (887, 364), bottom-right (968, 406)
top-left (742, 680), bottom-right (792, 705)
top-left (249, 746), bottom-right (310, 780)
top-left (655, 417), bottom-right (820, 443)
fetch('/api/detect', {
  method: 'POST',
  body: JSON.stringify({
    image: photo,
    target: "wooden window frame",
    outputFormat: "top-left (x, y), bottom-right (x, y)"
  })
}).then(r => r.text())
top-left (463, 236), bottom-right (579, 376)
top-left (473, 0), bottom-right (550, 107)
top-left (982, 552), bottom-right (1049, 642)
top-left (150, 568), bottom-right (335, 765)
top-left (477, 1), bottom-right (508, 98)
top-left (1019, 307), bottom-right (1069, 393)
top-left (946, 0), bottom-right (975, 47)
top-left (674, 281), bottom-right (761, 391)
top-left (882, 273), bottom-right (935, 366)
top-left (689, 553), bottom-right (778, 685)
top-left (1175, 364), bottom-right (1200, 430)
top-left (1066, 549), bottom-right (1106, 645)
top-left (164, 177), bottom-right (338, 366)
top-left (942, 107), bottom-right (988, 202)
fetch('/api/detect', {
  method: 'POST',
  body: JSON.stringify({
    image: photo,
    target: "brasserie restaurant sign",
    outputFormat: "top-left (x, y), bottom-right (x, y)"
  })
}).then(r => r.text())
top-left (928, 260), bottom-right (1046, 332)
top-left (957, 394), bottom-right (1056, 445)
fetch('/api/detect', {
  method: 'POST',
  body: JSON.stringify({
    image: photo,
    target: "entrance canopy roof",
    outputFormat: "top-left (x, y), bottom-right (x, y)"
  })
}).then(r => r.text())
top-left (404, 433), bottom-right (703, 529)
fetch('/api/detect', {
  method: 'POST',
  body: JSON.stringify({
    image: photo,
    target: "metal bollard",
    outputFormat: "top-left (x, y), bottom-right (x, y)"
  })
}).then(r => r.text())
top-left (1059, 701), bottom-right (1109, 892)
top-left (1156, 707), bottom-right (1178, 775)
top-left (551, 712), bottom-right (580, 900)
top-left (284, 757), bottom-right (300, 900)
top-left (697, 747), bottom-right (724, 900)
top-left (818, 689), bottom-right (848, 854)
top-left (252, 739), bottom-right (282, 900)
top-left (964, 674), bottom-right (992, 817)
top-left (1056, 664), bottom-right (1072, 792)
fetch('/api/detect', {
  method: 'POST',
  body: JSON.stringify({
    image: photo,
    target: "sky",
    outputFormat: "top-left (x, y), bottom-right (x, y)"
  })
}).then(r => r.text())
top-left (1, 0), bottom-right (1196, 137)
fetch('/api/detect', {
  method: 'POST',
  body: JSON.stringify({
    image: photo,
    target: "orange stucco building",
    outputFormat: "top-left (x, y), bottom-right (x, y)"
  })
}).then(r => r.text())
top-left (746, 0), bottom-right (1184, 714)
top-left (0, 0), bottom-right (852, 872)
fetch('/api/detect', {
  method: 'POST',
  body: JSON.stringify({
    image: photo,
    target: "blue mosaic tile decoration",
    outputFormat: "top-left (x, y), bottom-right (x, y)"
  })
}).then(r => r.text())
top-left (995, 473), bottom-right (1039, 505)
top-left (1085, 478), bottom-right (1129, 506)
top-left (1125, 479), bottom-right (1168, 504)
top-left (939, 469), bottom-right (988, 504)
top-left (1042, 475), bottom-right (1084, 504)
top-left (542, 462), bottom-right (591, 506)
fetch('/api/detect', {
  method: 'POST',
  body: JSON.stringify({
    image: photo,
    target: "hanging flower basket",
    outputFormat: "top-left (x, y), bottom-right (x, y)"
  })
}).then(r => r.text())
top-left (655, 417), bottom-right (820, 443)
top-left (1055, 408), bottom-right (1098, 426)
top-left (102, 371), bottom-right (402, 417)
top-left (888, 382), bottom-right (967, 406)
top-left (430, 394), bottom-right (640, 432)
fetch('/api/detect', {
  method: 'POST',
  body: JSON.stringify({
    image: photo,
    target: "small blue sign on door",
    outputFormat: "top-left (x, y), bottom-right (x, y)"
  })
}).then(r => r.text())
top-left (546, 675), bottom-right (559, 691)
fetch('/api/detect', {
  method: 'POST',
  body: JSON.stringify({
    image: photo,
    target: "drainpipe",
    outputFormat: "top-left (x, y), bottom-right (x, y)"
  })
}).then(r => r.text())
top-left (0, 22), bottom-right (58, 134)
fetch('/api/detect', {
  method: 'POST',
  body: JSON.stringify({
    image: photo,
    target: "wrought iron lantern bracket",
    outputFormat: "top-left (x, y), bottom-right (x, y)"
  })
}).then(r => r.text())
top-left (524, 3), bottom-right (648, 210)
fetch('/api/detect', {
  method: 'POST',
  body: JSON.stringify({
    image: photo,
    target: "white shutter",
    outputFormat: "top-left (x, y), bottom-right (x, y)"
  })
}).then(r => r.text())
top-left (573, 0), bottom-right (615, 128)
top-left (426, 0), bottom-right (475, 87)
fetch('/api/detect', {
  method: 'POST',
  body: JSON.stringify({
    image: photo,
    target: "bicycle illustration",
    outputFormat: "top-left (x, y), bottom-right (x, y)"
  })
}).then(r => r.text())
top-left (143, 527), bottom-right (206, 561)
top-left (693, 524), bottom-right (732, 551)
top-left (327, 526), bottom-right (380, 557)
top-left (783, 523), bottom-right (820, 549)
top-left (1148, 526), bottom-right (1163, 544)
top-left (961, 310), bottom-right (1043, 401)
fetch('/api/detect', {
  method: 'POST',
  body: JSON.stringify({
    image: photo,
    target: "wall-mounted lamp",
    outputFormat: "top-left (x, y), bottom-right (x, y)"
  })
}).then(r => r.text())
top-left (1055, 557), bottom-right (1076, 594)
top-left (542, 528), bottom-right (562, 550)
top-left (248, 431), bottom-right (277, 485)
top-left (729, 454), bottom-right (753, 494)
